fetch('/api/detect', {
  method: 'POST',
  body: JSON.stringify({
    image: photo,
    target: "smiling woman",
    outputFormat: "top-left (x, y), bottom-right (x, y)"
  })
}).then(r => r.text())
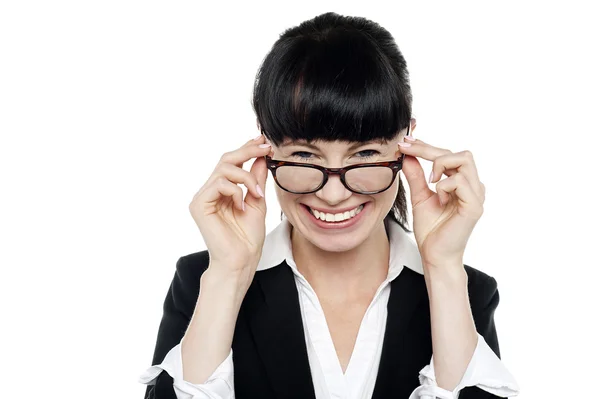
top-left (252, 13), bottom-right (413, 232)
top-left (139, 11), bottom-right (520, 399)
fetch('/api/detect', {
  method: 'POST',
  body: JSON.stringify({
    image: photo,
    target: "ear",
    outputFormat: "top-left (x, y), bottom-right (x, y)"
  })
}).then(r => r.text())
top-left (410, 117), bottom-right (417, 133)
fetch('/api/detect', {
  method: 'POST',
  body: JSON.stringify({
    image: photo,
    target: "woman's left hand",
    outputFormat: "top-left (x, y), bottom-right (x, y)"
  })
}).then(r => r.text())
top-left (397, 123), bottom-right (486, 272)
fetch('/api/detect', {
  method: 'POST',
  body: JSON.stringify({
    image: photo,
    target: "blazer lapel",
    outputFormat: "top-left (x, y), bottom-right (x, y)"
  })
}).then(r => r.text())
top-left (247, 261), bottom-right (316, 399)
top-left (371, 265), bottom-right (429, 399)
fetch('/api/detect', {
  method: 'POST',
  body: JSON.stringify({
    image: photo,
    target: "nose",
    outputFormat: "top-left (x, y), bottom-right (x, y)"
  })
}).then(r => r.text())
top-left (314, 173), bottom-right (353, 205)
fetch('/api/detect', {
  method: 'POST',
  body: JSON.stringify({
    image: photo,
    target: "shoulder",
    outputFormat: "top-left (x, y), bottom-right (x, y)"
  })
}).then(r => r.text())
top-left (175, 249), bottom-right (211, 282)
top-left (463, 264), bottom-right (499, 313)
top-left (166, 249), bottom-right (210, 316)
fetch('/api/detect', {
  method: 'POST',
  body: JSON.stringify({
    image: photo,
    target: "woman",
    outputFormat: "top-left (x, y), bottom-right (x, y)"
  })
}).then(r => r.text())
top-left (139, 12), bottom-right (520, 399)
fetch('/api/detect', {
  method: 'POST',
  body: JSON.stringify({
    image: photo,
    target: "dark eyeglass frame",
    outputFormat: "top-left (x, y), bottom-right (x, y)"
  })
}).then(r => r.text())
top-left (264, 124), bottom-right (411, 195)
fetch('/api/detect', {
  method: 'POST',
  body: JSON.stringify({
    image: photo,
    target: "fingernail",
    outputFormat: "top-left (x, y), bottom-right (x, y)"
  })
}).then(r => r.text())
top-left (398, 142), bottom-right (412, 147)
top-left (404, 135), bottom-right (416, 141)
top-left (259, 143), bottom-right (271, 148)
top-left (253, 134), bottom-right (262, 140)
top-left (256, 184), bottom-right (264, 198)
top-left (242, 201), bottom-right (246, 211)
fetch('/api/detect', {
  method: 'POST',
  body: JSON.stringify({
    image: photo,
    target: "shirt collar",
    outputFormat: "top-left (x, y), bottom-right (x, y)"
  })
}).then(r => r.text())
top-left (256, 215), bottom-right (424, 280)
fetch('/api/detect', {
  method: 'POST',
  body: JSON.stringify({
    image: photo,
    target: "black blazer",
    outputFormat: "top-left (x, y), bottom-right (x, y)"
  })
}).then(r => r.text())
top-left (144, 250), bottom-right (506, 399)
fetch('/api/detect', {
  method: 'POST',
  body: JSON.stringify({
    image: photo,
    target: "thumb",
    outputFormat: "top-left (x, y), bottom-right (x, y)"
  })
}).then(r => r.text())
top-left (401, 154), bottom-right (432, 205)
top-left (247, 153), bottom-right (269, 211)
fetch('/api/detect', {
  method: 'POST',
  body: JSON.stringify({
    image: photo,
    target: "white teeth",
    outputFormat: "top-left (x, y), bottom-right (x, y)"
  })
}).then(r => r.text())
top-left (309, 204), bottom-right (364, 222)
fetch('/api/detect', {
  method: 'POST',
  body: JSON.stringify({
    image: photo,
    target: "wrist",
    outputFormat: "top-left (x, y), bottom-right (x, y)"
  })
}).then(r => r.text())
top-left (201, 266), bottom-right (254, 303)
top-left (423, 263), bottom-right (468, 288)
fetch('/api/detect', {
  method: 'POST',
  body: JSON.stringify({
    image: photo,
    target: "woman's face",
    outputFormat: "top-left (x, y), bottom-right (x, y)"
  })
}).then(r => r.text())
top-left (268, 126), bottom-right (412, 253)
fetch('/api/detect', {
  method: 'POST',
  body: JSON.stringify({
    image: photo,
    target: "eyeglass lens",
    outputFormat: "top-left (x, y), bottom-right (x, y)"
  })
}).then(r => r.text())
top-left (275, 165), bottom-right (394, 193)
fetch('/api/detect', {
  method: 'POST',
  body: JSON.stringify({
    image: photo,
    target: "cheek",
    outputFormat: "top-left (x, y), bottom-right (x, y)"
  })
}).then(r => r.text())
top-left (378, 178), bottom-right (400, 207)
top-left (274, 185), bottom-right (300, 210)
top-left (274, 185), bottom-right (286, 206)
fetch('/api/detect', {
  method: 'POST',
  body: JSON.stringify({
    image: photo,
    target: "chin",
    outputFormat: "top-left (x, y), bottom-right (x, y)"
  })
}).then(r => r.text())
top-left (319, 237), bottom-right (365, 253)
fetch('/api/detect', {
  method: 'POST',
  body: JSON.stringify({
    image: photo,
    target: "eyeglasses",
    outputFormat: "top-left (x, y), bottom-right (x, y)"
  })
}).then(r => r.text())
top-left (264, 125), bottom-right (410, 195)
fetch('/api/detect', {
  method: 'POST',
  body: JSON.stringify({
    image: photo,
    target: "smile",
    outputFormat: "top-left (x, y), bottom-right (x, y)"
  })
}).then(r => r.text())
top-left (306, 204), bottom-right (365, 222)
top-left (301, 202), bottom-right (369, 230)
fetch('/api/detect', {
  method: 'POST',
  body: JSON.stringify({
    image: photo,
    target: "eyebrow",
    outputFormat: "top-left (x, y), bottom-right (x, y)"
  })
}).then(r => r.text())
top-left (283, 138), bottom-right (387, 151)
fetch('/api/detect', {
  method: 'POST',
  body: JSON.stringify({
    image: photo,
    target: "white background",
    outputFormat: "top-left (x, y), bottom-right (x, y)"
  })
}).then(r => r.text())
top-left (1, 1), bottom-right (598, 398)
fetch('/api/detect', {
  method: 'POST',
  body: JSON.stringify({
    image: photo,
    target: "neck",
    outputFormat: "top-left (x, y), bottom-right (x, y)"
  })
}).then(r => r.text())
top-left (290, 219), bottom-right (390, 300)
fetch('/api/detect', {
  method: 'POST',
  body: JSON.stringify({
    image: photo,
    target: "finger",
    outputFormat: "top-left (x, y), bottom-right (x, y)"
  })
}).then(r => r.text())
top-left (250, 132), bottom-right (266, 144)
top-left (199, 177), bottom-right (246, 212)
top-left (429, 150), bottom-right (484, 199)
top-left (210, 163), bottom-right (264, 200)
top-left (400, 154), bottom-right (434, 206)
top-left (220, 137), bottom-right (271, 168)
top-left (246, 155), bottom-right (268, 211)
top-left (436, 173), bottom-right (484, 219)
top-left (398, 139), bottom-right (485, 202)
top-left (397, 138), bottom-right (452, 164)
top-left (237, 133), bottom-right (266, 153)
top-left (250, 155), bottom-right (268, 197)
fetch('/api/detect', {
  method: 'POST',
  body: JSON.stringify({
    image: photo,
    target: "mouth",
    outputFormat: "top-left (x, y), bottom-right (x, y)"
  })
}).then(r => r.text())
top-left (301, 202), bottom-right (368, 230)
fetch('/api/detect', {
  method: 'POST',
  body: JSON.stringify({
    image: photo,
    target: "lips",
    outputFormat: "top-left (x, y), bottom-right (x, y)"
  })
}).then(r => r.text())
top-left (302, 203), bottom-right (366, 215)
top-left (301, 202), bottom-right (368, 229)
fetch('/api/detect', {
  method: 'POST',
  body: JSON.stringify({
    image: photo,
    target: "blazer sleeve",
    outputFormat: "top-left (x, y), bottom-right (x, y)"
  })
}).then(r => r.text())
top-left (458, 269), bottom-right (519, 399)
top-left (141, 253), bottom-right (209, 399)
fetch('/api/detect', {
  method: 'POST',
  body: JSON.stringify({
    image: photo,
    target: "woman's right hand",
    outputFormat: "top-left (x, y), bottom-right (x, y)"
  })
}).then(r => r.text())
top-left (189, 134), bottom-right (272, 276)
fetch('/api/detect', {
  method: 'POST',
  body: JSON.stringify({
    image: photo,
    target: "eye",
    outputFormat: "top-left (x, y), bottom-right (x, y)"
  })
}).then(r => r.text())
top-left (355, 150), bottom-right (380, 159)
top-left (290, 151), bottom-right (314, 160)
top-left (290, 150), bottom-right (381, 161)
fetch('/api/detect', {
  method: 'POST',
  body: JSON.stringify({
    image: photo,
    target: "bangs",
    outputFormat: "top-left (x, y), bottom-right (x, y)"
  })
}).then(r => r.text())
top-left (253, 28), bottom-right (412, 146)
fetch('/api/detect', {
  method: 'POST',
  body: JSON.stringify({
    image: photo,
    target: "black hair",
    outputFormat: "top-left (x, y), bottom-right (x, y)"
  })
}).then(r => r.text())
top-left (252, 12), bottom-right (412, 233)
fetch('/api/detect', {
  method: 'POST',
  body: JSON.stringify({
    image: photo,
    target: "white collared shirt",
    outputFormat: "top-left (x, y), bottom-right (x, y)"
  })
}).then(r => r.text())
top-left (139, 216), bottom-right (520, 399)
